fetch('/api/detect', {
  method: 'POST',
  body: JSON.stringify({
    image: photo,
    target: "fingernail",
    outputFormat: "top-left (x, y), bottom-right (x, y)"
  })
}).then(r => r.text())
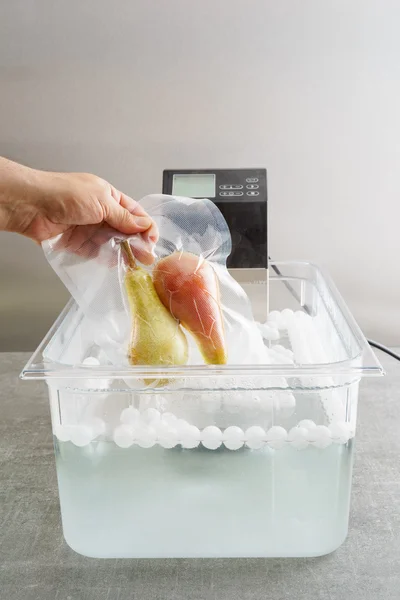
top-left (134, 216), bottom-right (152, 229)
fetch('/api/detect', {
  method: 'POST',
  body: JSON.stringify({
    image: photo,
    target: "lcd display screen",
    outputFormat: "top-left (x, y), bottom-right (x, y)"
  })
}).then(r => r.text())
top-left (172, 173), bottom-right (216, 198)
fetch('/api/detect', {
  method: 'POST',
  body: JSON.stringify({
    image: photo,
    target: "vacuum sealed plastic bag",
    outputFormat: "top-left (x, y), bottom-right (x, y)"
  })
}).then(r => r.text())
top-left (43, 194), bottom-right (269, 379)
top-left (43, 194), bottom-right (298, 435)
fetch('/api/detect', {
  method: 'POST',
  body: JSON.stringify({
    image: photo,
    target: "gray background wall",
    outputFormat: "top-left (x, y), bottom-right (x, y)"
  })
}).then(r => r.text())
top-left (0, 0), bottom-right (399, 350)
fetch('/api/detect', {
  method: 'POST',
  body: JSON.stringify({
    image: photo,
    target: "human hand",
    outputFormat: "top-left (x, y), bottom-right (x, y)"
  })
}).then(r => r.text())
top-left (0, 159), bottom-right (158, 264)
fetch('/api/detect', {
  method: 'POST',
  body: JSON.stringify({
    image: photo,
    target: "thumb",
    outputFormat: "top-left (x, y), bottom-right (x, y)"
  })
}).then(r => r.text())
top-left (104, 199), bottom-right (152, 235)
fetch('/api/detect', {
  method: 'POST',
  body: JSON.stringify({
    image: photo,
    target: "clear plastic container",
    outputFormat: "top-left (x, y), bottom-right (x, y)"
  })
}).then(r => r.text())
top-left (21, 262), bottom-right (383, 558)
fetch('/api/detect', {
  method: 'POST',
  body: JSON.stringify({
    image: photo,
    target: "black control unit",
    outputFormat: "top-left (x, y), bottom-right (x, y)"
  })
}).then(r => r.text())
top-left (162, 168), bottom-right (268, 269)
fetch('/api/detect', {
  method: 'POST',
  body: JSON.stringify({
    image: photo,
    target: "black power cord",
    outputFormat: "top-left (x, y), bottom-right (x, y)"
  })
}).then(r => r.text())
top-left (367, 340), bottom-right (400, 363)
top-left (269, 258), bottom-right (400, 363)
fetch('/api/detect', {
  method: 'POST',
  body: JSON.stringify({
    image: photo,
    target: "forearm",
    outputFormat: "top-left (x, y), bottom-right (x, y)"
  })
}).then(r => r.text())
top-left (0, 157), bottom-right (45, 234)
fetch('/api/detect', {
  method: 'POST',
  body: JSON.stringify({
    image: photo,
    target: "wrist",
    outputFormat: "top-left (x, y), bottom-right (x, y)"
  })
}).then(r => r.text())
top-left (0, 158), bottom-right (47, 235)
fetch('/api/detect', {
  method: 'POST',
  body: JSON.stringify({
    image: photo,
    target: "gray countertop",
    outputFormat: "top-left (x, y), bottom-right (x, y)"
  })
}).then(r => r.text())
top-left (1, 351), bottom-right (400, 600)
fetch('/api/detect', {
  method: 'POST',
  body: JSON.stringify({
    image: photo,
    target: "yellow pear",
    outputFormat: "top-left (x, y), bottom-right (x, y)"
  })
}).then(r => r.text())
top-left (121, 241), bottom-right (188, 385)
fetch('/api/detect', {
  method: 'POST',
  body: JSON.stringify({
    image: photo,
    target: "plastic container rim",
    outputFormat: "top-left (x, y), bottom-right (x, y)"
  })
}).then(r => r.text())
top-left (20, 261), bottom-right (384, 380)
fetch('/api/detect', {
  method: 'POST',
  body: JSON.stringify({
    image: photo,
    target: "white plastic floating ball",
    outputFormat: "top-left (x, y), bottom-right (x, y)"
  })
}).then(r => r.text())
top-left (90, 417), bottom-right (106, 436)
top-left (143, 408), bottom-right (161, 425)
top-left (201, 426), bottom-right (223, 450)
top-left (123, 378), bottom-right (144, 391)
top-left (295, 310), bottom-right (308, 320)
top-left (259, 324), bottom-right (281, 341)
top-left (281, 308), bottom-right (295, 324)
top-left (268, 327), bottom-right (281, 341)
top-left (310, 425), bottom-right (332, 449)
top-left (82, 356), bottom-right (100, 366)
top-left (268, 311), bottom-right (284, 329)
top-left (54, 425), bottom-right (71, 442)
top-left (329, 422), bottom-right (351, 444)
top-left (162, 412), bottom-right (178, 425)
top-left (90, 441), bottom-right (112, 460)
top-left (268, 310), bottom-right (281, 321)
top-left (274, 393), bottom-right (296, 418)
top-left (113, 424), bottom-right (135, 448)
top-left (81, 356), bottom-right (110, 389)
top-left (245, 426), bottom-right (266, 450)
top-left (120, 407), bottom-right (140, 425)
top-left (259, 394), bottom-right (274, 412)
top-left (266, 426), bottom-right (288, 449)
top-left (298, 419), bottom-right (317, 431)
top-left (288, 426), bottom-right (309, 450)
top-left (82, 443), bottom-right (100, 460)
top-left (180, 425), bottom-right (201, 449)
top-left (156, 423), bottom-right (179, 449)
top-left (174, 418), bottom-right (192, 442)
top-left (223, 426), bottom-right (244, 451)
top-left (175, 418), bottom-right (191, 433)
top-left (70, 425), bottom-right (93, 447)
top-left (136, 426), bottom-right (157, 448)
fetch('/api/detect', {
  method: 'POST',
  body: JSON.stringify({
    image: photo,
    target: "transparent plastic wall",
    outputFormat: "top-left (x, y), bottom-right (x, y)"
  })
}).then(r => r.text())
top-left (50, 382), bottom-right (357, 558)
top-left (22, 263), bottom-right (382, 558)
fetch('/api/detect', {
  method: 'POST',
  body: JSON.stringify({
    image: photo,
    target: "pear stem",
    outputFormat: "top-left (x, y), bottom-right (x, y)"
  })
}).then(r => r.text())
top-left (121, 240), bottom-right (137, 269)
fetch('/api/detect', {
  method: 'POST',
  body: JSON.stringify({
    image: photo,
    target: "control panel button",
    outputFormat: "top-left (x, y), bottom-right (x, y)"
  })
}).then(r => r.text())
top-left (246, 190), bottom-right (259, 197)
top-left (246, 184), bottom-right (259, 190)
top-left (219, 184), bottom-right (243, 190)
top-left (220, 191), bottom-right (244, 197)
top-left (246, 177), bottom-right (259, 183)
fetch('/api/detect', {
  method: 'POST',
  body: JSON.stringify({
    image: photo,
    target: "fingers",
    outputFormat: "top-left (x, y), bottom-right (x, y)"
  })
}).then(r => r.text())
top-left (104, 198), bottom-right (152, 235)
top-left (55, 224), bottom-right (99, 253)
top-left (107, 188), bottom-right (158, 264)
top-left (51, 184), bottom-right (159, 266)
top-left (53, 224), bottom-right (103, 260)
top-left (86, 226), bottom-right (155, 266)
top-left (118, 192), bottom-right (145, 215)
top-left (112, 188), bottom-right (159, 243)
top-left (126, 239), bottom-right (156, 266)
top-left (54, 222), bottom-right (156, 265)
